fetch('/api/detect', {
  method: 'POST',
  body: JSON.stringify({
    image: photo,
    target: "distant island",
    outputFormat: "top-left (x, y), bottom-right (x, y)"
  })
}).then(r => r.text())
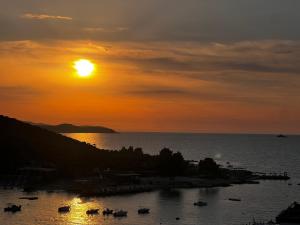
top-left (32, 123), bottom-right (116, 133)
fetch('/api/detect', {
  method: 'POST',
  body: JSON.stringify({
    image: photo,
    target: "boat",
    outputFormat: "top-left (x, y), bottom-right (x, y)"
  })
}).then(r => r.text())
top-left (113, 210), bottom-right (128, 217)
top-left (228, 198), bottom-right (241, 201)
top-left (194, 201), bottom-right (208, 206)
top-left (19, 197), bottom-right (38, 200)
top-left (4, 205), bottom-right (21, 213)
top-left (276, 202), bottom-right (300, 224)
top-left (58, 206), bottom-right (70, 213)
top-left (86, 209), bottom-right (99, 215)
top-left (242, 219), bottom-right (278, 225)
top-left (277, 134), bottom-right (287, 138)
top-left (103, 208), bottom-right (113, 215)
top-left (138, 208), bottom-right (150, 214)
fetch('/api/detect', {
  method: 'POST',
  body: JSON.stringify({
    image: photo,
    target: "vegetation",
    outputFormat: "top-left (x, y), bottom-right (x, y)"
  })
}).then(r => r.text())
top-left (0, 115), bottom-right (226, 179)
top-left (0, 116), bottom-right (188, 177)
top-left (158, 148), bottom-right (187, 176)
top-left (198, 158), bottom-right (222, 178)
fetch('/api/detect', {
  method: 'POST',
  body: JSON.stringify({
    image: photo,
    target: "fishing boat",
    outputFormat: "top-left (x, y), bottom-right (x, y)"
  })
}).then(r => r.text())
top-left (138, 208), bottom-right (150, 214)
top-left (19, 197), bottom-right (38, 200)
top-left (4, 205), bottom-right (21, 213)
top-left (58, 206), bottom-right (70, 213)
top-left (194, 201), bottom-right (208, 206)
top-left (113, 210), bottom-right (128, 217)
top-left (86, 209), bottom-right (99, 215)
top-left (103, 208), bottom-right (113, 215)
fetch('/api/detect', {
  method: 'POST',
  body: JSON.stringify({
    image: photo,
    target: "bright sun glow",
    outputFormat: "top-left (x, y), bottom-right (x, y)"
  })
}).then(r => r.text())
top-left (73, 59), bottom-right (95, 77)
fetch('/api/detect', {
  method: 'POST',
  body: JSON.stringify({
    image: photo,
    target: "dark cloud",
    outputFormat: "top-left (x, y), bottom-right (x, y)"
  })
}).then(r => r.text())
top-left (125, 85), bottom-right (191, 97)
top-left (0, 86), bottom-right (41, 101)
top-left (218, 62), bottom-right (300, 74)
top-left (111, 52), bottom-right (300, 74)
top-left (1, 0), bottom-right (300, 41)
top-left (122, 83), bottom-right (289, 105)
top-left (120, 56), bottom-right (300, 74)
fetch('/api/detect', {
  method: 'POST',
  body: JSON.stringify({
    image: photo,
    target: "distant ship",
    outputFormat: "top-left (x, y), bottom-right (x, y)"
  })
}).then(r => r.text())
top-left (277, 134), bottom-right (287, 138)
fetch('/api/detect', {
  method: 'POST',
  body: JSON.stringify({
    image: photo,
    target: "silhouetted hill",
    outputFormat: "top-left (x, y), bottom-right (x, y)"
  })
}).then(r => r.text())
top-left (0, 115), bottom-right (188, 178)
top-left (34, 123), bottom-right (116, 133)
top-left (0, 115), bottom-right (108, 176)
top-left (0, 115), bottom-right (155, 176)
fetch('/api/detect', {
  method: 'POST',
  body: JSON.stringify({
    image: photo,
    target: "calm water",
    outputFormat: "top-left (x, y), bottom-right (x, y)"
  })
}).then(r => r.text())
top-left (1, 133), bottom-right (300, 225)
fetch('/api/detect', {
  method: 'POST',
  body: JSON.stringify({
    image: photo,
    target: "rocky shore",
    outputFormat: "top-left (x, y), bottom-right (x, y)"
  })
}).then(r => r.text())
top-left (0, 173), bottom-right (265, 197)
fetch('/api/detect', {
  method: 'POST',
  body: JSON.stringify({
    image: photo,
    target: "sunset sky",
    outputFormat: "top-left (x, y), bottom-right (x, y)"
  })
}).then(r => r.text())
top-left (1, 0), bottom-right (300, 133)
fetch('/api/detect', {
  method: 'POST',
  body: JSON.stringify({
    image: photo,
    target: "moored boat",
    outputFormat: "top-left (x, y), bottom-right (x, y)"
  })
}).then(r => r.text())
top-left (58, 206), bottom-right (70, 213)
top-left (113, 210), bottom-right (127, 217)
top-left (19, 197), bottom-right (38, 200)
top-left (4, 205), bottom-right (21, 213)
top-left (138, 208), bottom-right (150, 214)
top-left (194, 201), bottom-right (208, 206)
top-left (103, 208), bottom-right (113, 215)
top-left (86, 209), bottom-right (99, 215)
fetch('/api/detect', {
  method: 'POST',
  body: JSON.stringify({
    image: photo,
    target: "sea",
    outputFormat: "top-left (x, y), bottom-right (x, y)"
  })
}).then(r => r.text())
top-left (1, 133), bottom-right (300, 225)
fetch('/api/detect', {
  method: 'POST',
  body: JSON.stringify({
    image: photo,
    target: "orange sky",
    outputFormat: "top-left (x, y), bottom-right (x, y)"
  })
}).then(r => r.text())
top-left (1, 0), bottom-right (300, 133)
top-left (1, 40), bottom-right (300, 133)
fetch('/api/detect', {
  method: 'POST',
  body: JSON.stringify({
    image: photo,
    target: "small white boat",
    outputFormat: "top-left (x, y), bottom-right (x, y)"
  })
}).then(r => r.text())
top-left (113, 210), bottom-right (128, 217)
top-left (194, 201), bottom-right (208, 206)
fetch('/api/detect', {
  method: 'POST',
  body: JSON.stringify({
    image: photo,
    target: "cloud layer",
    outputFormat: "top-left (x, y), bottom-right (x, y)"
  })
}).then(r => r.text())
top-left (1, 0), bottom-right (300, 41)
top-left (1, 0), bottom-right (300, 132)
top-left (21, 13), bottom-right (72, 21)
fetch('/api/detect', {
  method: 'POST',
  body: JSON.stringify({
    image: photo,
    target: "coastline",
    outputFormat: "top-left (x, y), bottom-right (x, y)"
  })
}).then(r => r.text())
top-left (1, 174), bottom-right (262, 197)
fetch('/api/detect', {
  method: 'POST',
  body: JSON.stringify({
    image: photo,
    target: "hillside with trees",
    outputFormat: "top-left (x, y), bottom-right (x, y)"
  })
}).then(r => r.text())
top-left (0, 115), bottom-right (187, 177)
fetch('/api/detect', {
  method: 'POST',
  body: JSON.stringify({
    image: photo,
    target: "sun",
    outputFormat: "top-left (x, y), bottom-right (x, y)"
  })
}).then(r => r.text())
top-left (73, 59), bottom-right (95, 77)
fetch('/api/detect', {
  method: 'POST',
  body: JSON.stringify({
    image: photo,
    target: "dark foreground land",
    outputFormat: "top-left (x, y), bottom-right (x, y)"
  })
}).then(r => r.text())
top-left (0, 115), bottom-right (289, 197)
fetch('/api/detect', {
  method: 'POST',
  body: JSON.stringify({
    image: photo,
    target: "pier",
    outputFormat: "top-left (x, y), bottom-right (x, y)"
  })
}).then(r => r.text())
top-left (254, 172), bottom-right (290, 180)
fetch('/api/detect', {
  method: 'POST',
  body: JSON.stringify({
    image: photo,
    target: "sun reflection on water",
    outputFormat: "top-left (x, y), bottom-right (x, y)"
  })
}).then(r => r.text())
top-left (64, 133), bottom-right (104, 149)
top-left (63, 197), bottom-right (104, 225)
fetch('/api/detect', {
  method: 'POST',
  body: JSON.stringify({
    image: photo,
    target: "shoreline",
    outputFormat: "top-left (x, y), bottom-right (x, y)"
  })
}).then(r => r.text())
top-left (1, 167), bottom-right (289, 198)
top-left (1, 175), bottom-right (262, 197)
